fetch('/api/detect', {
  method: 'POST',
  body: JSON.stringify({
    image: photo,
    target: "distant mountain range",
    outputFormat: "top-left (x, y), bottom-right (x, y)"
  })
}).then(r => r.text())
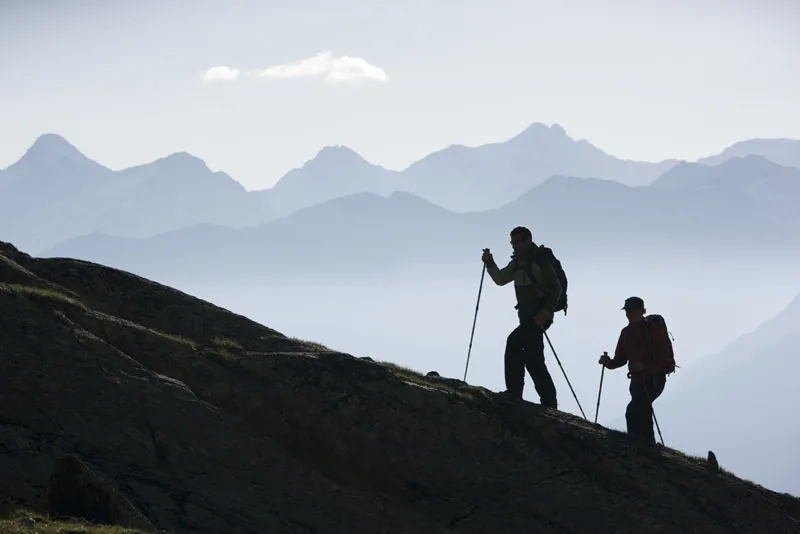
top-left (42, 154), bottom-right (800, 284)
top-left (0, 134), bottom-right (267, 253)
top-left (651, 154), bottom-right (800, 232)
top-left (1, 123), bottom-right (798, 254)
top-left (697, 138), bottom-right (800, 169)
top-left (655, 291), bottom-right (800, 497)
top-left (393, 123), bottom-right (679, 211)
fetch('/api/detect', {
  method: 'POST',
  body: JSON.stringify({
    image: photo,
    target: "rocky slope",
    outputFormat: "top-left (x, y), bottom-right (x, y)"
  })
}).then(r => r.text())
top-left (1, 241), bottom-right (798, 534)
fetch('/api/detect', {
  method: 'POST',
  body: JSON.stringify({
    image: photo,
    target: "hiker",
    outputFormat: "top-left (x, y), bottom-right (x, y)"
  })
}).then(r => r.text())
top-left (481, 226), bottom-right (562, 408)
top-left (599, 296), bottom-right (675, 446)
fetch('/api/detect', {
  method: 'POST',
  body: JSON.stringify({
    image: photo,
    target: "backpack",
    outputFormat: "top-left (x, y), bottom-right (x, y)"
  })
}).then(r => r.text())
top-left (644, 314), bottom-right (677, 374)
top-left (521, 245), bottom-right (569, 315)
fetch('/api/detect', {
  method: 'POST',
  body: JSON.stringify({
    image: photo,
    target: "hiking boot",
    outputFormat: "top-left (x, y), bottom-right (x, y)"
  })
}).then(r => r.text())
top-left (627, 437), bottom-right (660, 457)
top-left (540, 398), bottom-right (557, 410)
top-left (498, 390), bottom-right (523, 402)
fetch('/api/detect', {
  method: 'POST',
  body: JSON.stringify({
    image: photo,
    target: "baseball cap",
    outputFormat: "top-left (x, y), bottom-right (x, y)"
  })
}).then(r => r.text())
top-left (621, 296), bottom-right (645, 310)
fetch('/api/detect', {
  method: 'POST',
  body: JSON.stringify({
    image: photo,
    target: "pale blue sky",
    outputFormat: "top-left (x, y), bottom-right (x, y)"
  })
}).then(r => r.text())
top-left (1, 0), bottom-right (798, 190)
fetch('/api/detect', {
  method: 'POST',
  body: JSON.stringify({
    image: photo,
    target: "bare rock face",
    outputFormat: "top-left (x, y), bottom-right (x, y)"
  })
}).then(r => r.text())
top-left (1, 241), bottom-right (799, 534)
top-left (707, 451), bottom-right (720, 474)
top-left (48, 454), bottom-right (156, 531)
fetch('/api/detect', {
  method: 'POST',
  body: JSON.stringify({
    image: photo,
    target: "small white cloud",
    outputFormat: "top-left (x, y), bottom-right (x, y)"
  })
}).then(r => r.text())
top-left (203, 66), bottom-right (240, 82)
top-left (251, 51), bottom-right (388, 83)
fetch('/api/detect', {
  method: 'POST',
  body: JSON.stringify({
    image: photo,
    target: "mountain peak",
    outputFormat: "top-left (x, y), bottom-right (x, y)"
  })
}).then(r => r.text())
top-left (651, 152), bottom-right (798, 191)
top-left (290, 145), bottom-right (380, 175)
top-left (718, 153), bottom-right (776, 168)
top-left (151, 151), bottom-right (210, 172)
top-left (704, 153), bottom-right (791, 176)
top-left (19, 133), bottom-right (89, 166)
top-left (720, 138), bottom-right (799, 154)
top-left (512, 122), bottom-right (571, 142)
top-left (698, 138), bottom-right (800, 169)
top-left (310, 145), bottom-right (368, 165)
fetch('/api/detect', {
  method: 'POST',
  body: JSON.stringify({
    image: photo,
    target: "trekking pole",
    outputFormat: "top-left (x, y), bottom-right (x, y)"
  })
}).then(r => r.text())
top-left (594, 353), bottom-right (606, 424)
top-left (462, 263), bottom-right (486, 383)
top-left (543, 331), bottom-right (587, 420)
top-left (652, 408), bottom-right (665, 447)
top-left (642, 381), bottom-right (665, 447)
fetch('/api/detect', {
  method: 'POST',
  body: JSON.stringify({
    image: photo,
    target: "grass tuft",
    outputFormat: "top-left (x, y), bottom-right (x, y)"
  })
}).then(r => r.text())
top-left (0, 510), bottom-right (146, 533)
top-left (376, 360), bottom-right (490, 403)
top-left (287, 337), bottom-right (330, 351)
top-left (378, 360), bottom-right (425, 378)
top-left (212, 337), bottom-right (243, 350)
top-left (158, 332), bottom-right (198, 349)
top-left (1, 283), bottom-right (85, 309)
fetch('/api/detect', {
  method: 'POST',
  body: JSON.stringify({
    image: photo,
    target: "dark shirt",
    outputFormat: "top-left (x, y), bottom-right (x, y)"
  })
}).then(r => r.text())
top-left (608, 318), bottom-right (673, 379)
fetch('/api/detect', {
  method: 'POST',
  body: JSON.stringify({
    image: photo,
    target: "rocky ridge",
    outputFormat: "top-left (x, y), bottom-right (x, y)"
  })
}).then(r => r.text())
top-left (1, 241), bottom-right (798, 533)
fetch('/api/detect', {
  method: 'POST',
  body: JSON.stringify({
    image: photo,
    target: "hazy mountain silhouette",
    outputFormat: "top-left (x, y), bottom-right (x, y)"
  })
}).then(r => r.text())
top-left (653, 292), bottom-right (800, 497)
top-left (0, 134), bottom-right (271, 252)
top-left (43, 191), bottom-right (466, 281)
top-left (251, 123), bottom-right (681, 214)
top-left (255, 146), bottom-right (399, 218)
top-left (393, 123), bottom-right (680, 211)
top-left (6, 126), bottom-right (800, 256)
top-left (43, 155), bottom-right (800, 283)
top-left (96, 151), bottom-right (266, 237)
top-left (698, 138), bottom-right (800, 169)
top-left (0, 133), bottom-right (112, 209)
top-left (264, 130), bottom-right (798, 214)
top-left (651, 155), bottom-right (800, 236)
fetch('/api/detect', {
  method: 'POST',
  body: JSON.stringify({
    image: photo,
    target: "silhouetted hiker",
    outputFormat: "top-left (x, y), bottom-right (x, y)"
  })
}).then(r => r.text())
top-left (599, 296), bottom-right (676, 446)
top-left (481, 226), bottom-right (563, 408)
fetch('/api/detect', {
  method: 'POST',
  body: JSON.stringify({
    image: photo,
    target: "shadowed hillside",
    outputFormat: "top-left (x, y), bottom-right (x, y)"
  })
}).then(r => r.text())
top-left (1, 241), bottom-right (799, 534)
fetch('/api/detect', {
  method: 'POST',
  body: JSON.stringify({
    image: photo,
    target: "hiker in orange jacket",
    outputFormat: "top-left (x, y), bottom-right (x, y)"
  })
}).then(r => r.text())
top-left (599, 296), bottom-right (675, 446)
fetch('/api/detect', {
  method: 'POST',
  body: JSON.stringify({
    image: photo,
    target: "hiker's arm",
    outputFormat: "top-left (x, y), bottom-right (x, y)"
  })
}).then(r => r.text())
top-left (486, 259), bottom-right (515, 286)
top-left (607, 331), bottom-right (628, 369)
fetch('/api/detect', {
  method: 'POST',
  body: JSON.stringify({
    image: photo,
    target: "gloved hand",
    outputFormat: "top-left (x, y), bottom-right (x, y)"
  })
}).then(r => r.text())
top-left (533, 310), bottom-right (551, 327)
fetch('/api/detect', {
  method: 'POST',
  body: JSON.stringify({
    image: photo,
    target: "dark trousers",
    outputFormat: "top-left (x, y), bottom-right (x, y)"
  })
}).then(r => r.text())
top-left (626, 372), bottom-right (667, 445)
top-left (503, 322), bottom-right (557, 408)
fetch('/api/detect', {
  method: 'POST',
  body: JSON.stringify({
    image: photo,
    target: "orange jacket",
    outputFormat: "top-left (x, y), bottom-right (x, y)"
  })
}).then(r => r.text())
top-left (607, 318), bottom-right (674, 380)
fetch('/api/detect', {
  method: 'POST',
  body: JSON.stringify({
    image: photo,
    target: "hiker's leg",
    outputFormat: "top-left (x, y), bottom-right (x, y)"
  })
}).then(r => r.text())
top-left (643, 372), bottom-right (667, 443)
top-left (625, 381), bottom-right (638, 439)
top-left (522, 325), bottom-right (557, 408)
top-left (628, 377), bottom-right (656, 445)
top-left (503, 325), bottom-right (526, 397)
top-left (626, 379), bottom-right (650, 443)
top-left (646, 372), bottom-right (667, 403)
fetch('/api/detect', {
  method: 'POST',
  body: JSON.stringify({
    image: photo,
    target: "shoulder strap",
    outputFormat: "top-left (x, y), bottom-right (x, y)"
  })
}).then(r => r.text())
top-left (513, 249), bottom-right (548, 288)
top-left (525, 259), bottom-right (536, 282)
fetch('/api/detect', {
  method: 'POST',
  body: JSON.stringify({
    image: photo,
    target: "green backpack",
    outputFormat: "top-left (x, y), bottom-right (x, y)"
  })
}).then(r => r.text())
top-left (519, 245), bottom-right (569, 316)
